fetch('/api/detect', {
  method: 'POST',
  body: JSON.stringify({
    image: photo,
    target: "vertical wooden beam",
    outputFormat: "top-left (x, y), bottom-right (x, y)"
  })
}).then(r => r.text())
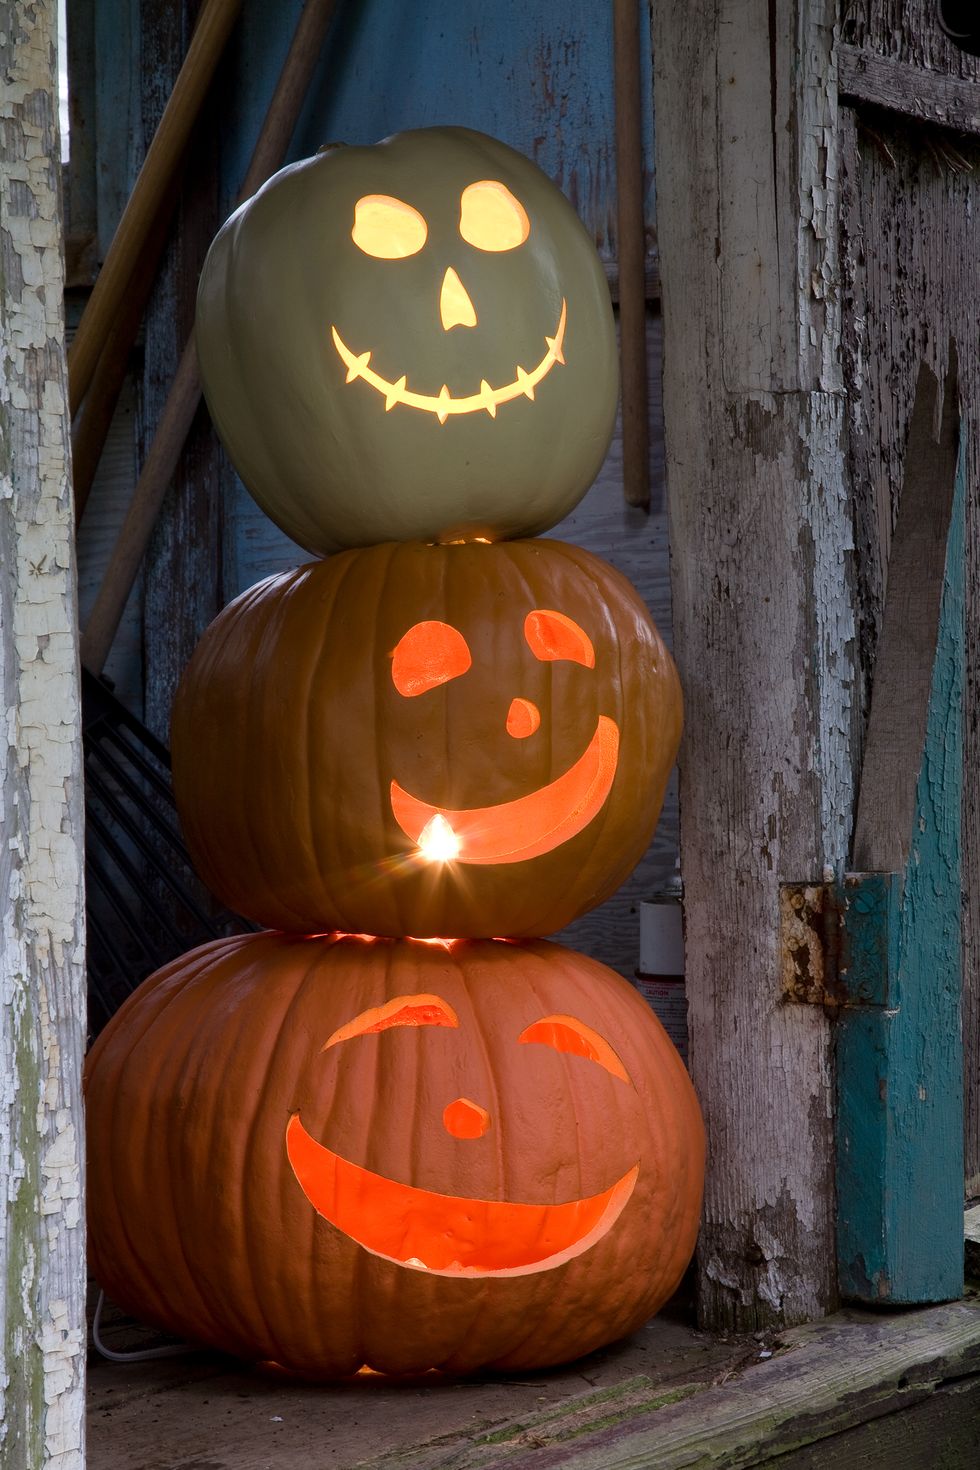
top-left (0, 4), bottom-right (87, 1465)
top-left (651, 1), bottom-right (856, 1329)
top-left (613, 0), bottom-right (650, 509)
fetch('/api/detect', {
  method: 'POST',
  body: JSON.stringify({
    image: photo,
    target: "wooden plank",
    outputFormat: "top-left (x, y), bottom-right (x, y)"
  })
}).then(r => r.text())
top-left (852, 359), bottom-right (960, 874)
top-left (651, 0), bottom-right (855, 1330)
top-left (613, 0), bottom-right (650, 507)
top-left (358, 1302), bottom-right (980, 1469)
top-left (769, 1376), bottom-right (980, 1469)
top-left (65, 0), bottom-right (99, 287)
top-left (840, 0), bottom-right (980, 82)
top-left (838, 112), bottom-right (980, 1198)
top-left (837, 439), bottom-right (965, 1304)
top-left (93, 0), bottom-right (142, 259)
top-left (0, 6), bottom-right (86, 1465)
top-left (838, 43), bottom-right (980, 136)
top-left (84, 1302), bottom-right (980, 1470)
top-left (86, 1308), bottom-right (743, 1470)
top-left (140, 0), bottom-right (227, 742)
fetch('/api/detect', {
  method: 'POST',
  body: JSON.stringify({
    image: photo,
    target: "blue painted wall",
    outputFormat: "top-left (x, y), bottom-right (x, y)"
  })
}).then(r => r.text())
top-left (217, 0), bottom-right (655, 257)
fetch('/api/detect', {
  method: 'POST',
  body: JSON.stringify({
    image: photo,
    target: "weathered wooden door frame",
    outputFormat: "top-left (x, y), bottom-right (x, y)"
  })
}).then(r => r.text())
top-left (652, 0), bottom-right (977, 1329)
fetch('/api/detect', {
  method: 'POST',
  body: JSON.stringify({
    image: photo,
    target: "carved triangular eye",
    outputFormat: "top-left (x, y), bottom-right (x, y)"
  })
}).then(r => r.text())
top-left (391, 621), bottom-right (472, 696)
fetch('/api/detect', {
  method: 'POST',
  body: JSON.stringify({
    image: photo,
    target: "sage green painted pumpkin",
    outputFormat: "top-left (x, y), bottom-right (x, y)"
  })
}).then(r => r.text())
top-left (195, 127), bottom-right (618, 554)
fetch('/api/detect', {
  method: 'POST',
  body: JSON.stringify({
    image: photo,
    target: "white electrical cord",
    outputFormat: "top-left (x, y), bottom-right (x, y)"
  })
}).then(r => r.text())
top-left (92, 1289), bottom-right (195, 1363)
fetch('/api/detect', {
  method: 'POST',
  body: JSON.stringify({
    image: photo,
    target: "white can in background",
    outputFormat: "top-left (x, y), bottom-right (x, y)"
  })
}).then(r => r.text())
top-left (636, 880), bottom-right (688, 1065)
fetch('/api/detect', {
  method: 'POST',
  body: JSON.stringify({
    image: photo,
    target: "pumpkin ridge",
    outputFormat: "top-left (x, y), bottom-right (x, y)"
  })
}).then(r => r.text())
top-left (304, 552), bottom-right (363, 924)
top-left (178, 949), bottom-right (278, 1354)
top-left (371, 546), bottom-right (406, 938)
top-left (90, 941), bottom-right (242, 1339)
top-left (238, 941), bottom-right (324, 1362)
top-left (104, 940), bottom-right (245, 1346)
top-left (241, 586), bottom-right (307, 928)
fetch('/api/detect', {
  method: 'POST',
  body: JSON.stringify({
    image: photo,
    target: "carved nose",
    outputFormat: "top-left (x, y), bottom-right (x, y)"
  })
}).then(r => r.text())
top-left (443, 1097), bottom-right (491, 1139)
top-left (506, 697), bottom-right (541, 739)
top-left (440, 267), bottom-right (477, 330)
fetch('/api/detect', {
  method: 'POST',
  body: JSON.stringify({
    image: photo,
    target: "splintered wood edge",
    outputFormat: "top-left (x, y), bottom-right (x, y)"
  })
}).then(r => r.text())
top-left (422, 1302), bottom-right (980, 1470)
top-left (966, 1204), bottom-right (980, 1279)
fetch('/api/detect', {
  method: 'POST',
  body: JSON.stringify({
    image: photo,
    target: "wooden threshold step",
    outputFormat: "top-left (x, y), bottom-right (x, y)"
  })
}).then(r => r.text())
top-left (355, 1300), bottom-right (980, 1470)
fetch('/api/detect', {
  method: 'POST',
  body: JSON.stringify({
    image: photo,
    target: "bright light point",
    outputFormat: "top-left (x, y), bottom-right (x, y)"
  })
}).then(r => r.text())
top-left (418, 813), bottom-right (460, 861)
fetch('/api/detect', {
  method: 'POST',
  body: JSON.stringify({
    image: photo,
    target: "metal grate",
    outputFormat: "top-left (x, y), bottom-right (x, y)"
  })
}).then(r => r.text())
top-left (82, 668), bottom-right (256, 1036)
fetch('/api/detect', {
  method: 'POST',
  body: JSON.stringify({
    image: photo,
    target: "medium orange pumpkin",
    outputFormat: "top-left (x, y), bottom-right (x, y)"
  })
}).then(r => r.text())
top-left (170, 539), bottom-right (682, 937)
top-left (86, 931), bottom-right (704, 1376)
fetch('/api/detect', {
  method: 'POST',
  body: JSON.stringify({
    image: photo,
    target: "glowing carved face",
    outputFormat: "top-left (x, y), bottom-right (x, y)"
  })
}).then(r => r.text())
top-left (388, 609), bottom-right (620, 864)
top-left (285, 992), bottom-right (638, 1276)
top-left (331, 180), bottom-right (568, 424)
top-left (195, 127), bottom-right (620, 552)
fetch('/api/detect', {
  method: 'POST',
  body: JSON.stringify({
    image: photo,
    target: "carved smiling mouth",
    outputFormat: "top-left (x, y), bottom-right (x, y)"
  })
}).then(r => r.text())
top-left (331, 300), bottom-right (567, 423)
top-left (390, 715), bottom-right (619, 864)
top-left (286, 1113), bottom-right (637, 1276)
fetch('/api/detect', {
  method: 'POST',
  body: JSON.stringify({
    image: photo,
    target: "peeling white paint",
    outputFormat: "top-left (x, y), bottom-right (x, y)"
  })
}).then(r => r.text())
top-left (1, 3), bottom-right (86, 1467)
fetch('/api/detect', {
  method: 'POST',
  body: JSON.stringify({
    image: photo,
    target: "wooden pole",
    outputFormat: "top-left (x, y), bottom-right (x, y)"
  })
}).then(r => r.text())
top-left (67, 0), bottom-right (243, 415)
top-left (613, 0), bottom-right (650, 509)
top-left (651, 0), bottom-right (854, 1331)
top-left (1, 4), bottom-right (86, 1464)
top-left (80, 0), bottom-right (340, 676)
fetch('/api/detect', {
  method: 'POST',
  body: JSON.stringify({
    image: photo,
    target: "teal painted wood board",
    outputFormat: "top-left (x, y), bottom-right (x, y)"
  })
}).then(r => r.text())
top-left (836, 438), bottom-right (966, 1304)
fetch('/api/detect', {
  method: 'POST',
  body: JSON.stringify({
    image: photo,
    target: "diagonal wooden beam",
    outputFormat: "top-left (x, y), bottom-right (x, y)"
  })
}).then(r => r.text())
top-left (852, 350), bottom-right (960, 874)
top-left (67, 0), bottom-right (244, 415)
top-left (80, 0), bottom-right (341, 676)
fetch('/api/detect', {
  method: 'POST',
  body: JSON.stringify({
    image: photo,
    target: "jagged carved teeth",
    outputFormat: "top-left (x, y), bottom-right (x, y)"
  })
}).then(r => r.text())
top-left (330, 299), bottom-right (567, 423)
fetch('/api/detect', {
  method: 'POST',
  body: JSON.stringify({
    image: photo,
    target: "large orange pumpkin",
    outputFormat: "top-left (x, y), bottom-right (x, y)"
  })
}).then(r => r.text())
top-left (86, 931), bottom-right (704, 1376)
top-left (170, 539), bottom-right (681, 938)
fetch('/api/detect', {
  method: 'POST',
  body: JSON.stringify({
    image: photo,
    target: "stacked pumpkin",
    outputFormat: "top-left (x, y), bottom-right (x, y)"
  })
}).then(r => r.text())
top-left (86, 128), bottom-right (704, 1377)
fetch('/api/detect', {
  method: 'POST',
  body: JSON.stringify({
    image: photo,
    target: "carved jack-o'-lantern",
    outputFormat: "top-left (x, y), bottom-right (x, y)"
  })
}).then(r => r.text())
top-left (195, 126), bottom-right (618, 554)
top-left (170, 539), bottom-right (681, 938)
top-left (85, 931), bottom-right (704, 1375)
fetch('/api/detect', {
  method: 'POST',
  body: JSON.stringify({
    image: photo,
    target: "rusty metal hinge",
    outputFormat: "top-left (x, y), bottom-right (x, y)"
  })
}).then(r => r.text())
top-left (780, 873), bottom-right (901, 1014)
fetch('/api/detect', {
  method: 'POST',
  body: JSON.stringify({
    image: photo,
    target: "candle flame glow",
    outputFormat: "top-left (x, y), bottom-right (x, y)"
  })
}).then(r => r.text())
top-left (418, 813), bottom-right (460, 862)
